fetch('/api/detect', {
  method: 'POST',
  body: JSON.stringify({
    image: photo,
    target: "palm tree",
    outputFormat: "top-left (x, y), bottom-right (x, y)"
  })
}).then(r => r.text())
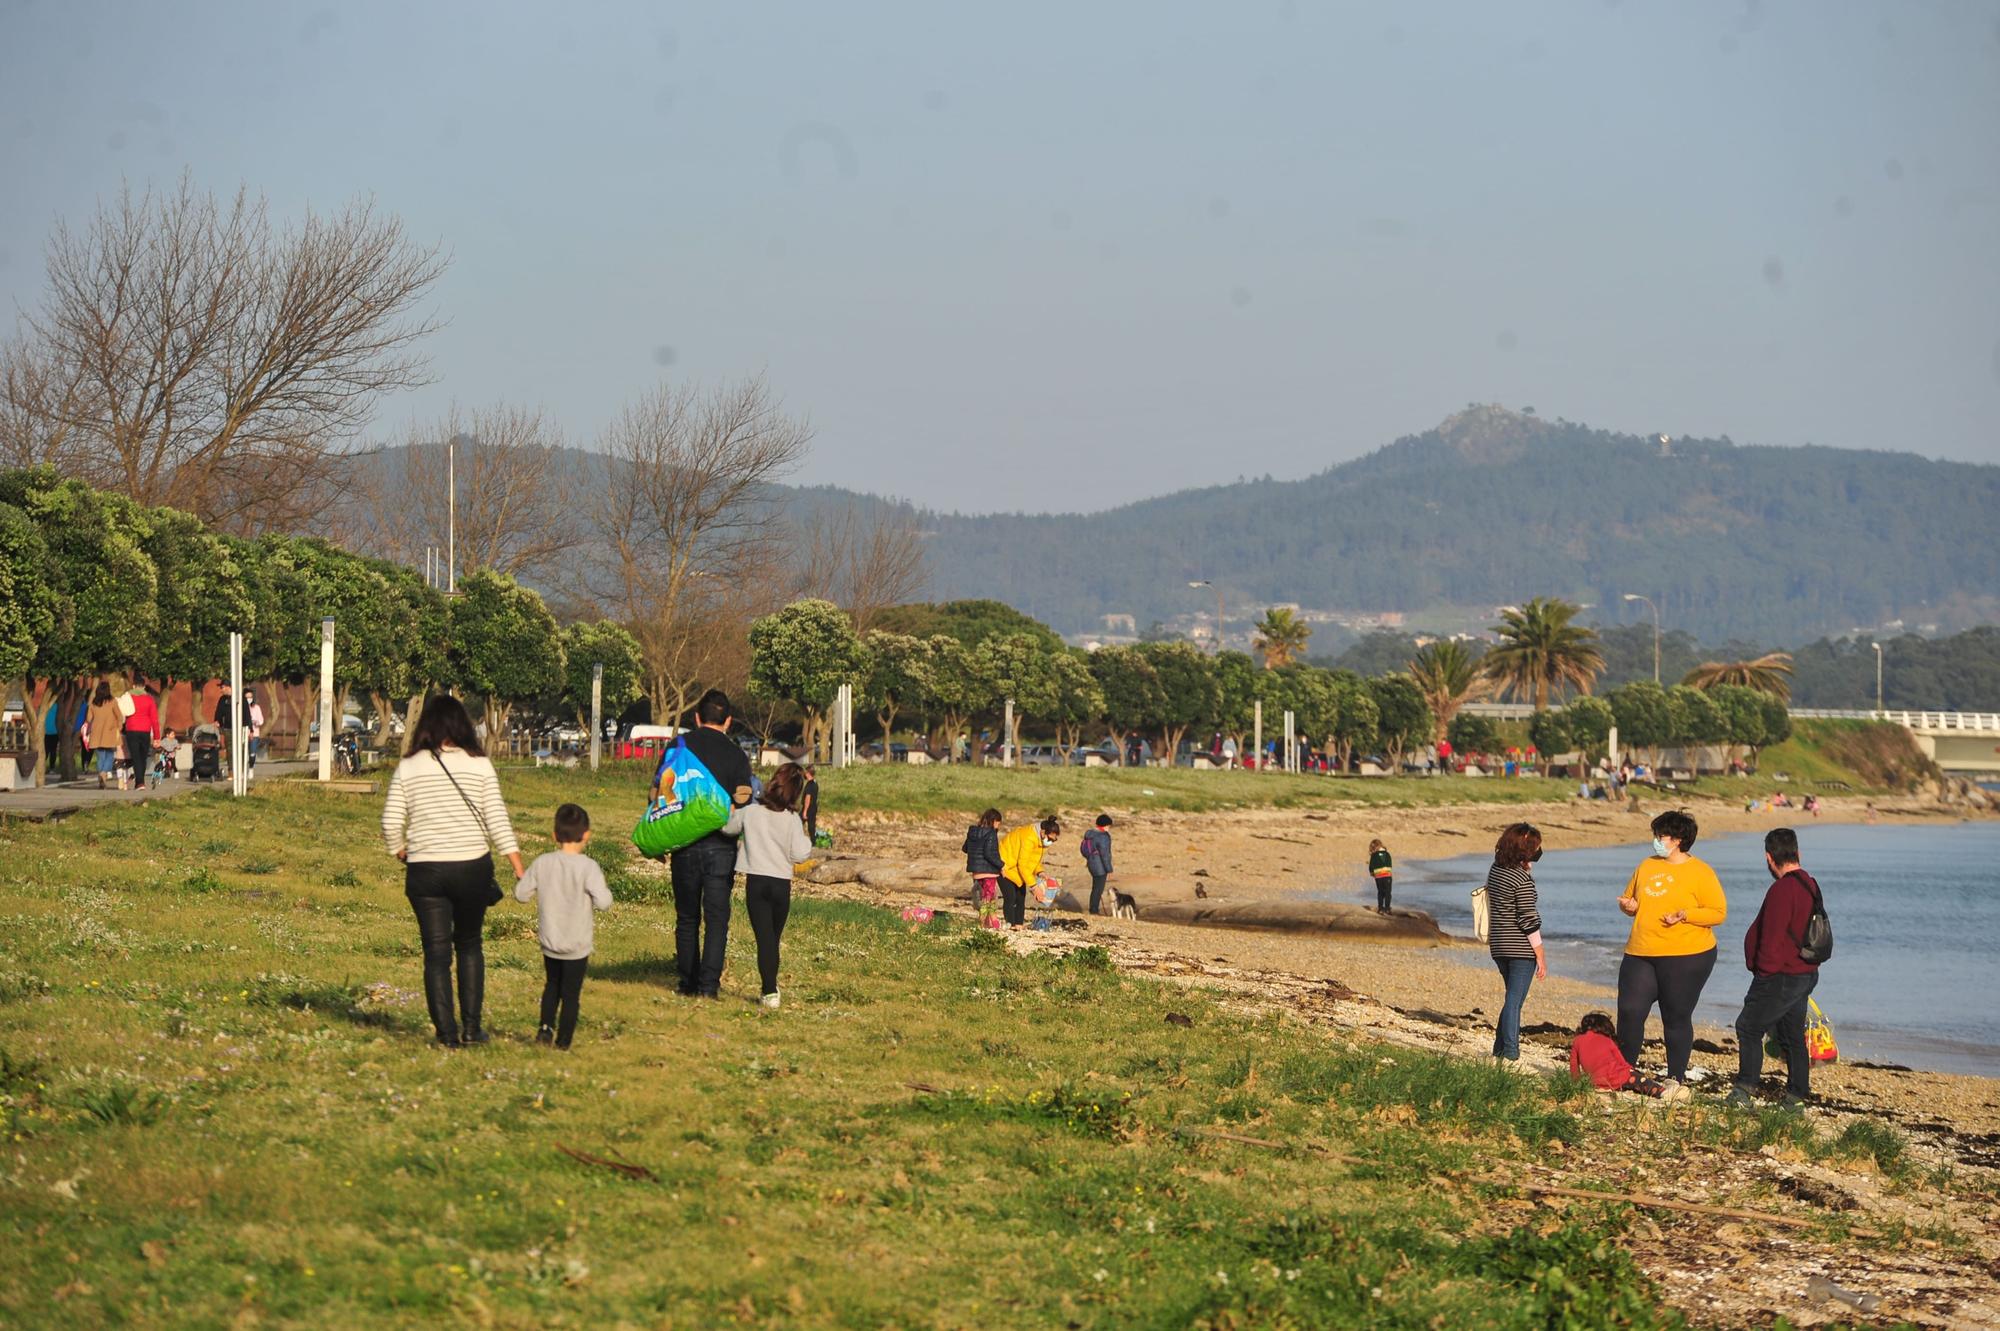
top-left (1252, 607), bottom-right (1312, 669)
top-left (1406, 639), bottom-right (1487, 742)
top-left (1682, 652), bottom-right (1794, 701)
top-left (1481, 597), bottom-right (1604, 711)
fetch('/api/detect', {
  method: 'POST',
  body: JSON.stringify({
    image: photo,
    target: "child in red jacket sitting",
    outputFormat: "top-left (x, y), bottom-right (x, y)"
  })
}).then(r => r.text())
top-left (1570, 1012), bottom-right (1687, 1101)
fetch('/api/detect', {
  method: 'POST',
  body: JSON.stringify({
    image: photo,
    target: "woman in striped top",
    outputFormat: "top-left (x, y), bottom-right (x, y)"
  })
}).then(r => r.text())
top-left (382, 695), bottom-right (524, 1047)
top-left (1485, 822), bottom-right (1548, 1063)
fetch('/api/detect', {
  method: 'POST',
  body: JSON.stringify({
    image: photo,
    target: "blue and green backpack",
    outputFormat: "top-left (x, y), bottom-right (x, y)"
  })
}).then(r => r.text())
top-left (631, 736), bottom-right (731, 858)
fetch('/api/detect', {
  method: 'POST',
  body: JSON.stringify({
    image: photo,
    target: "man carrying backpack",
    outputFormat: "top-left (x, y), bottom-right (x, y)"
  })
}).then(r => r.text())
top-left (1727, 827), bottom-right (1827, 1108)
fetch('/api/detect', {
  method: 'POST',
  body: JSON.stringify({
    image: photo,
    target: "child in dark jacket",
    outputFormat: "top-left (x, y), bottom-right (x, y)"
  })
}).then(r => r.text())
top-left (962, 808), bottom-right (1003, 920)
top-left (1570, 1012), bottom-right (1684, 1102)
top-left (1081, 814), bottom-right (1114, 915)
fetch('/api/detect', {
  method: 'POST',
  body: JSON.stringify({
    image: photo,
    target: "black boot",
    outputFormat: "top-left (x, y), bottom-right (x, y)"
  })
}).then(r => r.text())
top-left (421, 956), bottom-right (459, 1046)
top-left (457, 945), bottom-right (488, 1044)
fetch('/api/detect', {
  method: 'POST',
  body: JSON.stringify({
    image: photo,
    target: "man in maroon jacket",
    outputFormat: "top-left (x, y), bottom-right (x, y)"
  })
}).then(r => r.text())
top-left (1726, 827), bottom-right (1822, 1107)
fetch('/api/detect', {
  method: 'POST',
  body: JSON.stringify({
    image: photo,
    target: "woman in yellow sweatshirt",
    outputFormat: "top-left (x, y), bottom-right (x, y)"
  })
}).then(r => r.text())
top-left (998, 815), bottom-right (1061, 929)
top-left (1614, 809), bottom-right (1727, 1086)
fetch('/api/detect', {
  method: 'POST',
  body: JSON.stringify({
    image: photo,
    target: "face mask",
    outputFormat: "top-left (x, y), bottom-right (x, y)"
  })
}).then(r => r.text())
top-left (1651, 837), bottom-right (1669, 857)
top-left (1530, 848), bottom-right (1542, 863)
top-left (1040, 835), bottom-right (1053, 848)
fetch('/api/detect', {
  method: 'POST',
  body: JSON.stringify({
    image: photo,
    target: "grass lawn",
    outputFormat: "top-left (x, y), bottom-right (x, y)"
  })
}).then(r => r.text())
top-left (0, 769), bottom-right (1935, 1328)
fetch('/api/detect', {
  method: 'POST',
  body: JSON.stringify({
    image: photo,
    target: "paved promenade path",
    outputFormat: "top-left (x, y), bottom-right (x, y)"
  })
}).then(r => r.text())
top-left (0, 760), bottom-right (317, 822)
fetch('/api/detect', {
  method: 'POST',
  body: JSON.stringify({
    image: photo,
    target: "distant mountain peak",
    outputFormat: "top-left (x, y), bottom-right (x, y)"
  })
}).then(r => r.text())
top-left (1430, 403), bottom-right (1549, 461)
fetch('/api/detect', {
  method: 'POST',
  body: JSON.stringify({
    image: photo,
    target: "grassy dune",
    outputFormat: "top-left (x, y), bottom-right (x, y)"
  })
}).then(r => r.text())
top-left (0, 769), bottom-right (1940, 1328)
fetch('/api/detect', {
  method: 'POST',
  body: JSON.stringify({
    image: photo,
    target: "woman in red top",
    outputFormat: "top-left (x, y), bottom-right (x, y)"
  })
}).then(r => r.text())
top-left (122, 681), bottom-right (162, 786)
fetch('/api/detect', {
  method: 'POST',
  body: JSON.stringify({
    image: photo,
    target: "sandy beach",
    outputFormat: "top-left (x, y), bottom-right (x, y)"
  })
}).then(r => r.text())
top-left (817, 787), bottom-right (2000, 1151)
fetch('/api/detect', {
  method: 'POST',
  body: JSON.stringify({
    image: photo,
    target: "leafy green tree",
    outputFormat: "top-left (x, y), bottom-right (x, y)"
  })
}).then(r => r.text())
top-left (1326, 672), bottom-right (1379, 772)
top-left (920, 634), bottom-right (990, 760)
top-left (1481, 597), bottom-right (1604, 710)
top-left (1365, 673), bottom-right (1433, 773)
top-left (748, 599), bottom-right (867, 760)
top-left (1134, 642), bottom-right (1218, 768)
top-left (0, 469), bottom-right (160, 782)
top-left (256, 536), bottom-right (401, 756)
top-left (1608, 680), bottom-right (1673, 764)
top-left (1758, 694), bottom-right (1792, 755)
top-left (0, 502), bottom-right (57, 703)
top-left (980, 632), bottom-right (1057, 761)
top-left (1090, 645), bottom-right (1163, 765)
top-left (1446, 710), bottom-right (1500, 757)
top-left (1210, 650), bottom-right (1261, 754)
top-left (1665, 684), bottom-right (1727, 747)
top-left (1277, 665), bottom-right (1341, 765)
top-left (859, 631), bottom-right (933, 742)
top-left (1252, 607), bottom-right (1311, 668)
top-left (1563, 695), bottom-right (1616, 769)
top-left (871, 599), bottom-right (1062, 653)
top-left (1047, 650), bottom-right (1106, 761)
top-left (449, 568), bottom-right (565, 745)
top-left (139, 506), bottom-right (256, 692)
top-left (1406, 639), bottom-right (1487, 743)
top-left (560, 620), bottom-right (645, 732)
top-left (356, 558), bottom-right (453, 744)
top-left (1527, 708), bottom-right (1570, 762)
top-left (1708, 684), bottom-right (1767, 765)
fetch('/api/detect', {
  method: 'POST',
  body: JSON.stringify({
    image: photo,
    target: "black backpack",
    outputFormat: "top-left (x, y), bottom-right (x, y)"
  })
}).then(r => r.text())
top-left (1796, 874), bottom-right (1833, 965)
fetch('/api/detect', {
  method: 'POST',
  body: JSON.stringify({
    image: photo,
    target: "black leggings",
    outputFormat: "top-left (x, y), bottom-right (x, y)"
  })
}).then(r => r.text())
top-left (1000, 879), bottom-right (1027, 926)
top-left (1617, 948), bottom-right (1717, 1081)
top-left (540, 956), bottom-right (589, 1047)
top-left (1375, 875), bottom-right (1393, 911)
top-left (406, 856), bottom-right (495, 1042)
top-left (1089, 872), bottom-right (1108, 915)
top-left (745, 873), bottom-right (792, 996)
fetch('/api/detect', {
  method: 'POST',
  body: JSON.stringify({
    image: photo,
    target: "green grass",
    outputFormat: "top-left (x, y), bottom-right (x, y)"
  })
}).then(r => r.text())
top-left (0, 768), bottom-right (1946, 1327)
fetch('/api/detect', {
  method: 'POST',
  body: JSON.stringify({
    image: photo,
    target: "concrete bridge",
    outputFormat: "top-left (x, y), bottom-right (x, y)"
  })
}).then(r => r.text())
top-left (1460, 703), bottom-right (2000, 775)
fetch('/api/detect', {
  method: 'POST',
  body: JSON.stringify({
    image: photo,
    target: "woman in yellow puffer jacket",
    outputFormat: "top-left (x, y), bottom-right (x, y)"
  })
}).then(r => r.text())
top-left (998, 815), bottom-right (1061, 929)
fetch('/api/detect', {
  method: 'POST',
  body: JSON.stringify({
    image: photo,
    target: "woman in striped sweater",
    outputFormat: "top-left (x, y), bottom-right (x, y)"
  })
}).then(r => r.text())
top-left (382, 696), bottom-right (524, 1047)
top-left (1486, 822), bottom-right (1549, 1063)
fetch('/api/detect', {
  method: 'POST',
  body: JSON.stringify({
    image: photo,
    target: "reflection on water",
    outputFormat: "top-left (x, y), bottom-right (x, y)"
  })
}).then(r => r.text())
top-left (1319, 822), bottom-right (2000, 1077)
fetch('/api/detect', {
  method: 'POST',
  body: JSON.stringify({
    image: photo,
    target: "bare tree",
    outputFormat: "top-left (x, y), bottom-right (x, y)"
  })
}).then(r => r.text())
top-left (0, 339), bottom-right (92, 471)
top-left (353, 403), bottom-right (578, 581)
top-left (9, 175), bottom-right (444, 533)
top-left (588, 377), bottom-right (810, 722)
top-left (789, 503), bottom-right (928, 633)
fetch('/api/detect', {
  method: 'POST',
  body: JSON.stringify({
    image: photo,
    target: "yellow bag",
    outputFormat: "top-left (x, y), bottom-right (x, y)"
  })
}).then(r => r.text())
top-left (1766, 998), bottom-right (1838, 1063)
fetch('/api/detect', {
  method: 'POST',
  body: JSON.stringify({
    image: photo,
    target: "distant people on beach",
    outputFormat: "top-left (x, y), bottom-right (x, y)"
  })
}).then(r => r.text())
top-left (1616, 810), bottom-right (1727, 1089)
top-left (85, 680), bottom-right (123, 789)
top-left (1484, 823), bottom-right (1547, 1064)
top-left (1082, 814), bottom-right (1114, 915)
top-left (1728, 828), bottom-right (1826, 1108)
top-left (1367, 839), bottom-right (1394, 913)
top-left (998, 814), bottom-right (1060, 930)
top-left (1569, 1012), bottom-right (1683, 1101)
top-left (962, 807), bottom-right (1004, 922)
top-left (122, 679), bottom-right (159, 790)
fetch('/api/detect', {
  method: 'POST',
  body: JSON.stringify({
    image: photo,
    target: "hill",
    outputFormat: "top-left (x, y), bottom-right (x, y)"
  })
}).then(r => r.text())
top-left (876, 406), bottom-right (2000, 643)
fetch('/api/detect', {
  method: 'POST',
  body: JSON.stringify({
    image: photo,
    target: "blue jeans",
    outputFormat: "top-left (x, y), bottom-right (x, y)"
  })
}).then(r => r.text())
top-left (1492, 956), bottom-right (1537, 1059)
top-left (1734, 970), bottom-right (1818, 1097)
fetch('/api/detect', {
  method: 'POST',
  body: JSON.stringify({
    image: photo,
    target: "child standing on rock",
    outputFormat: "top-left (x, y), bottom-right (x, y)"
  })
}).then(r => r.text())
top-left (1367, 839), bottom-right (1394, 913)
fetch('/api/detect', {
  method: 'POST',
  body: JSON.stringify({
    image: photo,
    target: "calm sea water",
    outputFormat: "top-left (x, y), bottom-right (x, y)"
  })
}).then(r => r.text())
top-left (1330, 822), bottom-right (2000, 1077)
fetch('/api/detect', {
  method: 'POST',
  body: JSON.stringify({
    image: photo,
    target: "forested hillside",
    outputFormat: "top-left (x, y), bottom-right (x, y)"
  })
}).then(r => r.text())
top-left (879, 406), bottom-right (2000, 642)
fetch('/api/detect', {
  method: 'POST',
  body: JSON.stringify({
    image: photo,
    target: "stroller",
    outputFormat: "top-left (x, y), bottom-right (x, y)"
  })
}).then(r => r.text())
top-left (189, 724), bottom-right (223, 782)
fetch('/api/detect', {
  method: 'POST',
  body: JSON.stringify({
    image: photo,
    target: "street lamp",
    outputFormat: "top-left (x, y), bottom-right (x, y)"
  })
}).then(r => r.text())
top-left (1188, 580), bottom-right (1223, 654)
top-left (1871, 641), bottom-right (1883, 713)
top-left (1622, 593), bottom-right (1661, 684)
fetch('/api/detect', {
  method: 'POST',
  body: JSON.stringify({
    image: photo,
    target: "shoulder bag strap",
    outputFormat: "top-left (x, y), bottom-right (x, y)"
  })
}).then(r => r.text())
top-left (431, 749), bottom-right (495, 853)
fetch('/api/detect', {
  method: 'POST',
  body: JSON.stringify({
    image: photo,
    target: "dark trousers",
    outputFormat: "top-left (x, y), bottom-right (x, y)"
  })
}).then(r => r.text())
top-left (1492, 956), bottom-right (1536, 1059)
top-left (1088, 871), bottom-right (1108, 916)
top-left (1375, 875), bottom-right (1393, 911)
top-left (123, 731), bottom-right (152, 783)
top-left (406, 856), bottom-right (495, 1042)
top-left (1734, 970), bottom-right (1818, 1097)
top-left (539, 956), bottom-right (589, 1048)
top-left (745, 873), bottom-right (792, 996)
top-left (671, 839), bottom-right (736, 995)
top-left (999, 878), bottom-right (1026, 926)
top-left (1617, 948), bottom-right (1717, 1081)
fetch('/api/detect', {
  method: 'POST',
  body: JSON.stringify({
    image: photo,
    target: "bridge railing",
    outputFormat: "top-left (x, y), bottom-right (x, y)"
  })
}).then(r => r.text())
top-left (1791, 708), bottom-right (2000, 731)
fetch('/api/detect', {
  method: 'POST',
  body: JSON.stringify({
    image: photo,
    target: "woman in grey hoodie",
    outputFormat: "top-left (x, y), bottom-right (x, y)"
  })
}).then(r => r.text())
top-left (722, 762), bottom-right (816, 1008)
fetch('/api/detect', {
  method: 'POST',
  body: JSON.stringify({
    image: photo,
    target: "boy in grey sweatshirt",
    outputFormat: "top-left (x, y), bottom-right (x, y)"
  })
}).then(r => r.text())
top-left (515, 803), bottom-right (613, 1048)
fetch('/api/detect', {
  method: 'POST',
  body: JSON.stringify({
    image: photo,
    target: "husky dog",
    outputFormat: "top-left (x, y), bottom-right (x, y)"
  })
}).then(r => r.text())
top-left (1113, 891), bottom-right (1139, 920)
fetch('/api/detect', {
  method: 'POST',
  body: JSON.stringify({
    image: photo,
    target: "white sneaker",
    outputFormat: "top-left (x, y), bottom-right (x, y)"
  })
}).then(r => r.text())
top-left (759, 992), bottom-right (781, 1010)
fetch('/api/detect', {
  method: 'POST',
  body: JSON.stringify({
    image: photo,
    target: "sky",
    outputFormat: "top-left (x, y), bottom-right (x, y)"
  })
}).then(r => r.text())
top-left (2, 1), bottom-right (1997, 513)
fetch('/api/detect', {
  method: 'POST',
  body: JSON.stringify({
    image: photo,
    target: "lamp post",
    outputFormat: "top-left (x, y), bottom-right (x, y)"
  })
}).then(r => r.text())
top-left (1622, 593), bottom-right (1660, 684)
top-left (1871, 640), bottom-right (1883, 713)
top-left (1188, 580), bottom-right (1223, 654)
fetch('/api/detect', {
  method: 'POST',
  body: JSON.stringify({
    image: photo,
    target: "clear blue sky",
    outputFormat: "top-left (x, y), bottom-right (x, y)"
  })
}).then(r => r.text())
top-left (3, 1), bottom-right (1996, 512)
